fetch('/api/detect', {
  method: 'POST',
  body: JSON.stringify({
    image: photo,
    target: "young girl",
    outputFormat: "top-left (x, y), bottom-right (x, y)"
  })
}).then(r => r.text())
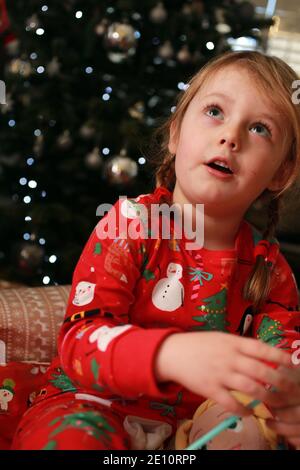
top-left (13, 51), bottom-right (300, 450)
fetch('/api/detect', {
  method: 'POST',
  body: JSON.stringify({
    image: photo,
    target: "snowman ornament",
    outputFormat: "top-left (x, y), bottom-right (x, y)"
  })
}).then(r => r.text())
top-left (152, 262), bottom-right (184, 312)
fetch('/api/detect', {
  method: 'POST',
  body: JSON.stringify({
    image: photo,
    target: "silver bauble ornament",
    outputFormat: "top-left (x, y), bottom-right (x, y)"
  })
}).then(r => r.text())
top-left (103, 151), bottom-right (138, 185)
top-left (104, 22), bottom-right (138, 63)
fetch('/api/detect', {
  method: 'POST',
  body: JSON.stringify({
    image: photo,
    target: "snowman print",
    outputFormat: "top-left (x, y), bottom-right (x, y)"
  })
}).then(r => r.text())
top-left (0, 379), bottom-right (15, 411)
top-left (72, 281), bottom-right (96, 306)
top-left (152, 262), bottom-right (184, 312)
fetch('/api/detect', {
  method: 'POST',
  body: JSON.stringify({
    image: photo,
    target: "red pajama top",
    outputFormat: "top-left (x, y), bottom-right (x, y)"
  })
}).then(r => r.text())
top-left (55, 186), bottom-right (300, 422)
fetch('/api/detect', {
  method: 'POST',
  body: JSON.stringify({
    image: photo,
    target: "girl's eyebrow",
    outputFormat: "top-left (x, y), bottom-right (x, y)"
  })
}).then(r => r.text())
top-left (202, 92), bottom-right (234, 103)
top-left (202, 92), bottom-right (280, 131)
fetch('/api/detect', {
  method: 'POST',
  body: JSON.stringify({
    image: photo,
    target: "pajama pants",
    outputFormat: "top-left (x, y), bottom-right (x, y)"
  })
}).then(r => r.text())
top-left (12, 392), bottom-right (176, 450)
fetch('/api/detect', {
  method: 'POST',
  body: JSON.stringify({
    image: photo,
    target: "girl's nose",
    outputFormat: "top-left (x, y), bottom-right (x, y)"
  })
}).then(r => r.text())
top-left (219, 137), bottom-right (239, 151)
top-left (219, 124), bottom-right (241, 151)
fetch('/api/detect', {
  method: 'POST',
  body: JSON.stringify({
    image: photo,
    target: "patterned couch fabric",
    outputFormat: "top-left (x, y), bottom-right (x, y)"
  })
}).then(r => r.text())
top-left (0, 285), bottom-right (71, 363)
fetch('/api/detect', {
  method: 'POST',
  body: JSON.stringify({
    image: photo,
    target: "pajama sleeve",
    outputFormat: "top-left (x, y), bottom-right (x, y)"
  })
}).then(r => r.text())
top-left (251, 251), bottom-right (300, 360)
top-left (58, 198), bottom-right (180, 398)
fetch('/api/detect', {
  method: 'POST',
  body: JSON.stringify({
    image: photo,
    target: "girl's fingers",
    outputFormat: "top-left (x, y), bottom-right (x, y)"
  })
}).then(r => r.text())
top-left (224, 373), bottom-right (273, 405)
top-left (238, 338), bottom-right (291, 367)
top-left (266, 419), bottom-right (300, 438)
top-left (264, 388), bottom-right (300, 408)
top-left (210, 388), bottom-right (252, 418)
top-left (234, 357), bottom-right (298, 392)
top-left (286, 437), bottom-right (300, 449)
top-left (277, 365), bottom-right (300, 384)
top-left (271, 405), bottom-right (300, 424)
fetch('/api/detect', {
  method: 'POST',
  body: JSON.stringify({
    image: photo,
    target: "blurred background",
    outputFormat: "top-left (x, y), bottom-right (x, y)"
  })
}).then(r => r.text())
top-left (0, 0), bottom-right (299, 288)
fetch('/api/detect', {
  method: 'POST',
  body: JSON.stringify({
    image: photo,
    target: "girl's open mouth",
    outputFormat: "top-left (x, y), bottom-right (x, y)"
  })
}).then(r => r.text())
top-left (207, 162), bottom-right (233, 174)
top-left (205, 162), bottom-right (234, 179)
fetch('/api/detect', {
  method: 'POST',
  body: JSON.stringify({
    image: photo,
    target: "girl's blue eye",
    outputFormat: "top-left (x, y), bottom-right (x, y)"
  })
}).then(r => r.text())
top-left (250, 123), bottom-right (271, 137)
top-left (205, 106), bottom-right (223, 119)
top-left (204, 105), bottom-right (272, 137)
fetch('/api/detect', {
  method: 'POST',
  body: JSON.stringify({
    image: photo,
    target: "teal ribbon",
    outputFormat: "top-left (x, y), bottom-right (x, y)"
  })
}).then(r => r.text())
top-left (189, 268), bottom-right (213, 286)
top-left (185, 399), bottom-right (261, 450)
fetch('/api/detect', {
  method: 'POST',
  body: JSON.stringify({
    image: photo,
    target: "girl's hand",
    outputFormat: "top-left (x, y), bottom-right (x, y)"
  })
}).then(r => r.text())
top-left (155, 331), bottom-right (291, 417)
top-left (264, 365), bottom-right (300, 448)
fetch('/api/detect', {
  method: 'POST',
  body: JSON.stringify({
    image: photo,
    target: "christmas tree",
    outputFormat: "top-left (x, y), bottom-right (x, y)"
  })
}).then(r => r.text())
top-left (0, 0), bottom-right (273, 286)
top-left (256, 315), bottom-right (286, 347)
top-left (192, 287), bottom-right (230, 331)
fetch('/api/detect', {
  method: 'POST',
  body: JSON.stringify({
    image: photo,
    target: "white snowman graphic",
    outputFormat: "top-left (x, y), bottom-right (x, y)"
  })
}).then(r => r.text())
top-left (152, 263), bottom-right (184, 312)
top-left (72, 281), bottom-right (96, 306)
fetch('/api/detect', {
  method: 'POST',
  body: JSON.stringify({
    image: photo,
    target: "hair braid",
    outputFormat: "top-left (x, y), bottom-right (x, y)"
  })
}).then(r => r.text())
top-left (156, 153), bottom-right (176, 192)
top-left (263, 197), bottom-right (281, 241)
top-left (243, 196), bottom-right (281, 313)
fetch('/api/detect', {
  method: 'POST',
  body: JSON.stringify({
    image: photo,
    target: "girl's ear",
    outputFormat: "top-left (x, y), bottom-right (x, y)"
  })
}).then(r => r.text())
top-left (168, 120), bottom-right (179, 155)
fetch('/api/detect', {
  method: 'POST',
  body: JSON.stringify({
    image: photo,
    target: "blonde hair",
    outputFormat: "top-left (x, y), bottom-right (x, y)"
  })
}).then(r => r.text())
top-left (149, 51), bottom-right (300, 312)
top-left (175, 392), bottom-right (278, 450)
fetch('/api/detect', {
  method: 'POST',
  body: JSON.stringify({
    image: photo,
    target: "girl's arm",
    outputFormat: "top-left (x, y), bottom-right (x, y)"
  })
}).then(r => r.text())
top-left (58, 199), bottom-right (180, 399)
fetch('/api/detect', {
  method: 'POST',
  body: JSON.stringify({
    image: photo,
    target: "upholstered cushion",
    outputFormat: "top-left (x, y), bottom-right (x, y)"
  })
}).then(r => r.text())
top-left (0, 285), bottom-right (71, 363)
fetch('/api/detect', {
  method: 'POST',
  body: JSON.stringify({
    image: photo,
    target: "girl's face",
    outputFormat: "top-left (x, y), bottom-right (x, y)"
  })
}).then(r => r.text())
top-left (169, 65), bottom-right (292, 215)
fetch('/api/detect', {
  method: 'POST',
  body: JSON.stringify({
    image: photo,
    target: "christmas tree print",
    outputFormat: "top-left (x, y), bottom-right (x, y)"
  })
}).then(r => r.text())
top-left (48, 411), bottom-right (115, 442)
top-left (192, 288), bottom-right (230, 332)
top-left (42, 440), bottom-right (57, 450)
top-left (150, 391), bottom-right (183, 417)
top-left (91, 358), bottom-right (105, 392)
top-left (256, 316), bottom-right (286, 347)
top-left (143, 268), bottom-right (155, 282)
top-left (49, 368), bottom-right (77, 393)
top-left (192, 312), bottom-right (230, 331)
top-left (198, 288), bottom-right (227, 313)
top-left (94, 242), bottom-right (102, 255)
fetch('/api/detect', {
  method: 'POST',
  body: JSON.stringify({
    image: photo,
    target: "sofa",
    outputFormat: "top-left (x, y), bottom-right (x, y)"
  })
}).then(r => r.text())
top-left (0, 284), bottom-right (71, 365)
